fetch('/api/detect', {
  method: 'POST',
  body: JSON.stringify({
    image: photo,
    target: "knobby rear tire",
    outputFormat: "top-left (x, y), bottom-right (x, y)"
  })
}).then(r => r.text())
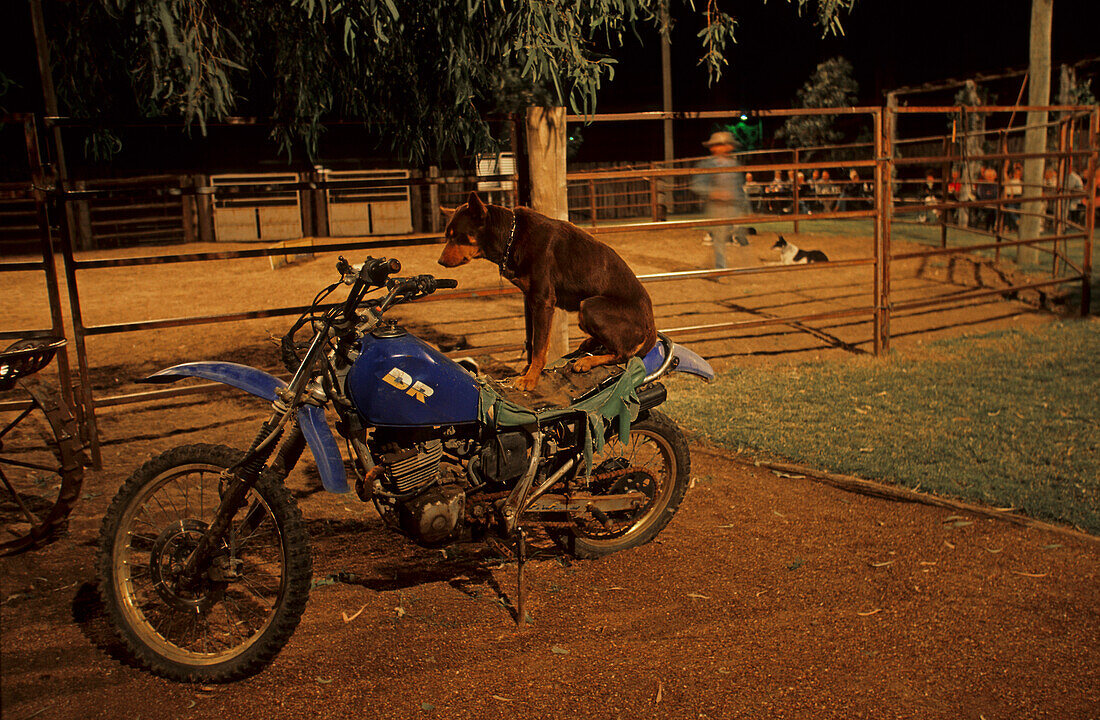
top-left (96, 444), bottom-right (312, 682)
top-left (554, 409), bottom-right (691, 559)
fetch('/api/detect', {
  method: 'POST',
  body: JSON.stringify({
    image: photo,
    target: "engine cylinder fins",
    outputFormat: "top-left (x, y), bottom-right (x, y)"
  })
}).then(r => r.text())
top-left (382, 439), bottom-right (444, 494)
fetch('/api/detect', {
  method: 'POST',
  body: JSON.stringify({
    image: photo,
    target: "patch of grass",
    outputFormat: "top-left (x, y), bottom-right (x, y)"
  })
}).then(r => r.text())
top-left (664, 319), bottom-right (1100, 533)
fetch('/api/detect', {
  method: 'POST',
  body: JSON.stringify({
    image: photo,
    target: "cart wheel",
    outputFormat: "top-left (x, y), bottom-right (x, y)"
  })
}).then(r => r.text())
top-left (0, 380), bottom-right (86, 554)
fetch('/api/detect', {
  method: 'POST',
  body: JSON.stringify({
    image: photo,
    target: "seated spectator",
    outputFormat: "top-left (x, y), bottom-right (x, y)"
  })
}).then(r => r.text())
top-left (919, 170), bottom-right (941, 223)
top-left (786, 169), bottom-right (801, 214)
top-left (946, 169), bottom-right (962, 223)
top-left (818, 170), bottom-right (841, 212)
top-left (794, 171), bottom-right (812, 215)
top-left (1041, 167), bottom-right (1057, 232)
top-left (839, 168), bottom-right (870, 210)
top-left (744, 172), bottom-right (762, 213)
top-left (807, 169), bottom-right (822, 212)
top-left (764, 170), bottom-right (787, 214)
top-left (974, 166), bottom-right (999, 231)
top-left (1066, 165), bottom-right (1085, 226)
top-left (1003, 165), bottom-right (1023, 232)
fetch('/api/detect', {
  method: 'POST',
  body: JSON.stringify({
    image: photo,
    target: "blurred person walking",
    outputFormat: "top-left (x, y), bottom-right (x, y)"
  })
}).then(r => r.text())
top-left (691, 131), bottom-right (753, 269)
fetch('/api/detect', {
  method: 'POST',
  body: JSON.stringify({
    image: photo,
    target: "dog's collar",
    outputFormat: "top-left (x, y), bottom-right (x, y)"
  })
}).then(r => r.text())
top-left (497, 210), bottom-right (518, 279)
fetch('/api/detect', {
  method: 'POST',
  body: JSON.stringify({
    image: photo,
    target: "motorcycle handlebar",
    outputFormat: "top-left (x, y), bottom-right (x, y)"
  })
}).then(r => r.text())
top-left (336, 256), bottom-right (401, 287)
top-left (337, 256), bottom-right (402, 320)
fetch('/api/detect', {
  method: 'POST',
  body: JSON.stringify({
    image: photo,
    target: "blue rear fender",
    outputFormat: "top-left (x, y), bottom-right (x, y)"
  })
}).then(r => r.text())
top-left (641, 342), bottom-right (715, 381)
top-left (143, 362), bottom-right (349, 494)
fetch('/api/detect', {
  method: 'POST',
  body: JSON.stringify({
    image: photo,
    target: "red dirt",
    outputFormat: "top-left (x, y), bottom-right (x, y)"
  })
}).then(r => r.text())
top-left (2, 227), bottom-right (1096, 719)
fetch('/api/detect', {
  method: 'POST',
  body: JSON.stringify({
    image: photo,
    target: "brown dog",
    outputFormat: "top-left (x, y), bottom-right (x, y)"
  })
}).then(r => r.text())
top-left (438, 192), bottom-right (657, 392)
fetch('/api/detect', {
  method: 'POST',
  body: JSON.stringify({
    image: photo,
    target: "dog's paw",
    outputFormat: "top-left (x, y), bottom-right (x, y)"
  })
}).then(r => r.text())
top-left (514, 373), bottom-right (540, 393)
top-left (571, 357), bottom-right (597, 373)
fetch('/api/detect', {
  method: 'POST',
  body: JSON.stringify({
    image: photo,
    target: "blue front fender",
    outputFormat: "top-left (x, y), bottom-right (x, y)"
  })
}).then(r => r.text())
top-left (144, 362), bottom-right (349, 494)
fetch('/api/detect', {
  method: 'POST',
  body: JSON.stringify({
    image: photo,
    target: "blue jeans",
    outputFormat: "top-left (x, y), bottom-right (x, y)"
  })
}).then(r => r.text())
top-left (707, 201), bottom-right (750, 269)
top-left (711, 225), bottom-right (749, 269)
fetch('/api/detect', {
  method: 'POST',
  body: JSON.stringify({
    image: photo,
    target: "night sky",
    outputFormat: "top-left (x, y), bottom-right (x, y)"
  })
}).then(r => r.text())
top-left (603, 0), bottom-right (1096, 111)
top-left (1, 1), bottom-right (1096, 171)
top-left (575, 0), bottom-right (1097, 162)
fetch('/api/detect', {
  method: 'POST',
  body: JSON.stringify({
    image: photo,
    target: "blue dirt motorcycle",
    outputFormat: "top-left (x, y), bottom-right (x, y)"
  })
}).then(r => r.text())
top-left (96, 256), bottom-right (713, 682)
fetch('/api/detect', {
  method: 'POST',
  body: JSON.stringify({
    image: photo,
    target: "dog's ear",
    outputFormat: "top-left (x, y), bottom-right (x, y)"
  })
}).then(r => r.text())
top-left (465, 191), bottom-right (487, 222)
top-left (440, 206), bottom-right (457, 220)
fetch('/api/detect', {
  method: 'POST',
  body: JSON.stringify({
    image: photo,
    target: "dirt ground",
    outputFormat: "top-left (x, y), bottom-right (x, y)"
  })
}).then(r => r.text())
top-left (2, 225), bottom-right (1097, 719)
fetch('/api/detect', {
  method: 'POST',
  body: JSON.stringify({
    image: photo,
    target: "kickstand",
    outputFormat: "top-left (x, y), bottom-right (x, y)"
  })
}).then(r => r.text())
top-left (515, 528), bottom-right (527, 626)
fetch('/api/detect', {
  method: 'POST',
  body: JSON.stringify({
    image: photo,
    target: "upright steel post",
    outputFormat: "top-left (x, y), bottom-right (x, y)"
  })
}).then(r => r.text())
top-left (940, 136), bottom-right (951, 248)
top-left (22, 116), bottom-right (74, 412)
top-left (1082, 107), bottom-right (1097, 317)
top-left (872, 109), bottom-right (883, 356)
top-left (55, 171), bottom-right (102, 468)
top-left (792, 148), bottom-right (801, 235)
top-left (1053, 118), bottom-right (1068, 276)
top-left (515, 529), bottom-right (527, 626)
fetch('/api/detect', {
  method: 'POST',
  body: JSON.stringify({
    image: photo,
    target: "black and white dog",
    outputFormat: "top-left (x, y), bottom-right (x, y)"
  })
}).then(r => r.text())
top-left (772, 236), bottom-right (828, 264)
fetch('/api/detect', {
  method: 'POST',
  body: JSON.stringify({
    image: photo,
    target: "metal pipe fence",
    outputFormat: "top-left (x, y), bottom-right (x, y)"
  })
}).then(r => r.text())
top-left (6, 105), bottom-right (1096, 466)
top-left (0, 115), bottom-right (75, 418)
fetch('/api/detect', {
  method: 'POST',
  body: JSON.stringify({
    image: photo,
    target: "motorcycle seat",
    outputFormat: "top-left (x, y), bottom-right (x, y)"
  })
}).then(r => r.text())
top-left (475, 357), bottom-right (647, 471)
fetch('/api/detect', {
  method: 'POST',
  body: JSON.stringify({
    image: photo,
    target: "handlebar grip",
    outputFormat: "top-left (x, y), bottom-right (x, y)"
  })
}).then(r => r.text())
top-left (365, 257), bottom-right (401, 286)
top-left (435, 278), bottom-right (458, 289)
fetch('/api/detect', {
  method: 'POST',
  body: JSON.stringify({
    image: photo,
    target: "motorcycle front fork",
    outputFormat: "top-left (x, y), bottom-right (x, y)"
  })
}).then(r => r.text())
top-left (178, 413), bottom-right (305, 585)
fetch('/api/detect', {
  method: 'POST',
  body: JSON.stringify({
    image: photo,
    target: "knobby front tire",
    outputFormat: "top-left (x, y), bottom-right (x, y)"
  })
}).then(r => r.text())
top-left (96, 444), bottom-right (312, 682)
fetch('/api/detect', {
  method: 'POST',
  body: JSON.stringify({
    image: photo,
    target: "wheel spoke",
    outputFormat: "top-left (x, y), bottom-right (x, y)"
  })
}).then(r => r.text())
top-left (0, 467), bottom-right (41, 525)
top-left (0, 406), bottom-right (34, 441)
top-left (0, 455), bottom-right (62, 474)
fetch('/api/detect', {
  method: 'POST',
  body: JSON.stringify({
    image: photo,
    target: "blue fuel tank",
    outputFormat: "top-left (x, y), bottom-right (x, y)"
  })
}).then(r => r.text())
top-left (346, 329), bottom-right (481, 427)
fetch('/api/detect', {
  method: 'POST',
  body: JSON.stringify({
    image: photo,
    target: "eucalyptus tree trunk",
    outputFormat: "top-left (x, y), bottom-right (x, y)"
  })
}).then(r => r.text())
top-left (526, 106), bottom-right (571, 361)
top-left (1020, 0), bottom-right (1053, 264)
top-left (958, 81), bottom-right (986, 229)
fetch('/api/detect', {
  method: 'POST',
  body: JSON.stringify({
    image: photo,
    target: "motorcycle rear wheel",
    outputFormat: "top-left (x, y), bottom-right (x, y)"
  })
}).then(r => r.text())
top-left (96, 444), bottom-right (311, 682)
top-left (554, 410), bottom-right (690, 559)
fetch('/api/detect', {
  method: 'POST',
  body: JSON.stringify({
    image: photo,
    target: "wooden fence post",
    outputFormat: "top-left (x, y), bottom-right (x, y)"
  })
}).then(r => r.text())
top-left (526, 106), bottom-right (571, 361)
top-left (428, 166), bottom-right (441, 233)
top-left (312, 167), bottom-right (329, 237)
top-left (409, 169), bottom-right (424, 233)
top-left (73, 180), bottom-right (92, 249)
top-left (181, 175), bottom-right (196, 244)
top-left (194, 174), bottom-right (214, 243)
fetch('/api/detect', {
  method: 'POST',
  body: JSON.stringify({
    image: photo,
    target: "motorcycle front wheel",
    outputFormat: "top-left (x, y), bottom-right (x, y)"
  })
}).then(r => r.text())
top-left (555, 409), bottom-right (690, 559)
top-left (96, 444), bottom-right (312, 682)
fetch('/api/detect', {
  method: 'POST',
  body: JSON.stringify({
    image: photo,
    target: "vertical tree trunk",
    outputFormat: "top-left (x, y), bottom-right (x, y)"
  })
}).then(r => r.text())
top-left (1020, 0), bottom-right (1053, 263)
top-left (958, 81), bottom-right (986, 229)
top-left (526, 106), bottom-right (571, 362)
top-left (658, 0), bottom-right (674, 221)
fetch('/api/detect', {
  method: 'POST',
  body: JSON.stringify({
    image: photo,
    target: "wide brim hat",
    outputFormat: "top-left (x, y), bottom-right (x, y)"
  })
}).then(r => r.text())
top-left (703, 131), bottom-right (738, 148)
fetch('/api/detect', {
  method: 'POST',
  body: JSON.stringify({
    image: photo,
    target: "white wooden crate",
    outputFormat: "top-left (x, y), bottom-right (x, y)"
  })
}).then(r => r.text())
top-left (210, 173), bottom-right (302, 242)
top-left (322, 169), bottom-right (412, 236)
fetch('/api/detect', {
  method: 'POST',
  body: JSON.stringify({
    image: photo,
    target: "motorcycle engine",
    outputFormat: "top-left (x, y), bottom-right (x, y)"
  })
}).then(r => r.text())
top-left (397, 484), bottom-right (465, 544)
top-left (372, 431), bottom-right (465, 545)
top-left (380, 438), bottom-right (444, 495)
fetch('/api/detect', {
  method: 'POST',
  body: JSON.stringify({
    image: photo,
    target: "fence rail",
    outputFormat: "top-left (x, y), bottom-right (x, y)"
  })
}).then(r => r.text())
top-left (3, 105), bottom-right (1096, 468)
